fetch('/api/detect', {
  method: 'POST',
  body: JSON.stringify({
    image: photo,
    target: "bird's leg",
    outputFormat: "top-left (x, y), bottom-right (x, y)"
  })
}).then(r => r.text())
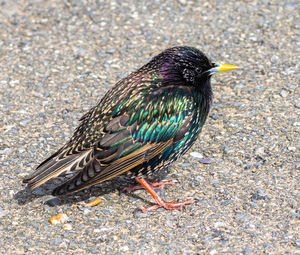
top-left (135, 177), bottom-right (195, 213)
top-left (125, 180), bottom-right (176, 192)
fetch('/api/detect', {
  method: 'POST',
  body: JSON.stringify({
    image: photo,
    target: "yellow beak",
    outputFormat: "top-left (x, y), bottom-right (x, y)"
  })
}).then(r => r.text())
top-left (211, 63), bottom-right (240, 73)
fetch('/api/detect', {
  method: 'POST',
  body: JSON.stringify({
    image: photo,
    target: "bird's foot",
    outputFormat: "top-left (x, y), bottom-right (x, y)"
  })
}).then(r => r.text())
top-left (139, 198), bottom-right (195, 213)
top-left (125, 180), bottom-right (176, 192)
top-left (135, 177), bottom-right (194, 213)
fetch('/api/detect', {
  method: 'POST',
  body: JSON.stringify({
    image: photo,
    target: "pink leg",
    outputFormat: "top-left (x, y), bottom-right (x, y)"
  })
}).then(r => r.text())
top-left (125, 180), bottom-right (176, 192)
top-left (135, 178), bottom-right (195, 213)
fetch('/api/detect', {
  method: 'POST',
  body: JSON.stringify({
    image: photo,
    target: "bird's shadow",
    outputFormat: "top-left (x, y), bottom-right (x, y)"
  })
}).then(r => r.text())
top-left (14, 169), bottom-right (170, 207)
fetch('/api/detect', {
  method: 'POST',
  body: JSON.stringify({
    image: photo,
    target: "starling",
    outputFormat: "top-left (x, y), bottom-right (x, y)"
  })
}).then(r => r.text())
top-left (23, 46), bottom-right (239, 212)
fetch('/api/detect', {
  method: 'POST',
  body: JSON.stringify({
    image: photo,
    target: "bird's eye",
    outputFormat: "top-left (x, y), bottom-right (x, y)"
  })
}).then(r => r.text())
top-left (195, 67), bottom-right (202, 73)
top-left (182, 68), bottom-right (195, 83)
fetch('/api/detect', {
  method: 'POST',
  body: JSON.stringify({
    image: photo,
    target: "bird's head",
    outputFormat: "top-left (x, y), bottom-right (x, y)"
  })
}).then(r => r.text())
top-left (152, 46), bottom-right (239, 89)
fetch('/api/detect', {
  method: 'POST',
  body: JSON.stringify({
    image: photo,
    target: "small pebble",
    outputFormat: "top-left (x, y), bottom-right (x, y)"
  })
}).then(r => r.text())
top-left (251, 193), bottom-right (269, 201)
top-left (190, 151), bottom-right (203, 159)
top-left (280, 90), bottom-right (288, 98)
top-left (209, 249), bottom-right (218, 255)
top-left (178, 0), bottom-right (187, 5)
top-left (80, 208), bottom-right (92, 215)
top-left (255, 147), bottom-right (265, 155)
top-left (199, 158), bottom-right (212, 164)
top-left (45, 198), bottom-right (60, 207)
top-left (210, 113), bottom-right (219, 120)
top-left (221, 199), bottom-right (233, 205)
top-left (49, 213), bottom-right (68, 225)
top-left (214, 221), bottom-right (227, 228)
top-left (49, 238), bottom-right (63, 246)
top-left (249, 202), bottom-right (259, 208)
top-left (62, 224), bottom-right (72, 230)
top-left (243, 247), bottom-right (251, 255)
top-left (287, 213), bottom-right (299, 218)
top-left (90, 248), bottom-right (99, 254)
top-left (0, 207), bottom-right (7, 218)
top-left (134, 211), bottom-right (153, 218)
top-left (294, 239), bottom-right (300, 247)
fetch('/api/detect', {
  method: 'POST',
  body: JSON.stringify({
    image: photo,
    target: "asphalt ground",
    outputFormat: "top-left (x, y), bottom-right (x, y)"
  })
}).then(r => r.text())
top-left (0, 0), bottom-right (299, 254)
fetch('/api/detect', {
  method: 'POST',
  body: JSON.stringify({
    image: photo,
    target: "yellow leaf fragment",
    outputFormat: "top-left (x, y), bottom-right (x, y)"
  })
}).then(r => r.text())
top-left (49, 213), bottom-right (68, 225)
top-left (85, 197), bottom-right (101, 207)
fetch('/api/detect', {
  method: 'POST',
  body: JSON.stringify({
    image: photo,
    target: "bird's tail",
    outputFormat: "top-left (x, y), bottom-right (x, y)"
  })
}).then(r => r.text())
top-left (52, 158), bottom-right (100, 196)
top-left (23, 149), bottom-right (93, 190)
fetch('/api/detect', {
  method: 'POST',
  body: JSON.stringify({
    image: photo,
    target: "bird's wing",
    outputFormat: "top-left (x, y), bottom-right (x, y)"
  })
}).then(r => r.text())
top-left (22, 103), bottom-right (100, 189)
top-left (52, 86), bottom-right (196, 195)
top-left (23, 76), bottom-right (139, 189)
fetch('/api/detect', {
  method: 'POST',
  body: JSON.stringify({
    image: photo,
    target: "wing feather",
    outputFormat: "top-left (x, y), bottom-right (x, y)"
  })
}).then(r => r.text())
top-left (24, 150), bottom-right (93, 190)
top-left (53, 140), bottom-right (172, 195)
top-left (53, 87), bottom-right (195, 195)
top-left (25, 81), bottom-right (197, 194)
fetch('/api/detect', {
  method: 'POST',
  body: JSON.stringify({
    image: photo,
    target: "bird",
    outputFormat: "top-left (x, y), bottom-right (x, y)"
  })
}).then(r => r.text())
top-left (23, 46), bottom-right (239, 212)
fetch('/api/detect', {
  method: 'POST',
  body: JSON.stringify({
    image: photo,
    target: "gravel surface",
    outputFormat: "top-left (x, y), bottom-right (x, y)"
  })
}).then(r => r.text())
top-left (0, 0), bottom-right (299, 254)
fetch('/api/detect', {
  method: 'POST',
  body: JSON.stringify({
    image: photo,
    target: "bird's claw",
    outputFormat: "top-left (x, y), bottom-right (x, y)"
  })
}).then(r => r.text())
top-left (139, 198), bottom-right (195, 213)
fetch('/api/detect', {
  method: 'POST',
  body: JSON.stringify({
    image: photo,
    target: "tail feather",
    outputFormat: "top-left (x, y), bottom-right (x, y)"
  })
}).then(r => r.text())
top-left (52, 158), bottom-right (100, 196)
top-left (23, 150), bottom-right (92, 190)
top-left (33, 147), bottom-right (64, 174)
top-left (23, 155), bottom-right (68, 184)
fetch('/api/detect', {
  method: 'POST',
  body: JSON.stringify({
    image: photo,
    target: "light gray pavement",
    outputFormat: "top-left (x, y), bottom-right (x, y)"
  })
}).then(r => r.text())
top-left (0, 0), bottom-right (299, 254)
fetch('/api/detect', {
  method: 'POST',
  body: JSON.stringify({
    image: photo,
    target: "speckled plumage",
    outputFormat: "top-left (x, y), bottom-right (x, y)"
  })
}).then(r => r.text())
top-left (23, 46), bottom-right (220, 196)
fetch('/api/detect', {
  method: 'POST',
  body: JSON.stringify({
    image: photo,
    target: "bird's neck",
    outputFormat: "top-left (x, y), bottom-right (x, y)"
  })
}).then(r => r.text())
top-left (193, 80), bottom-right (213, 125)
